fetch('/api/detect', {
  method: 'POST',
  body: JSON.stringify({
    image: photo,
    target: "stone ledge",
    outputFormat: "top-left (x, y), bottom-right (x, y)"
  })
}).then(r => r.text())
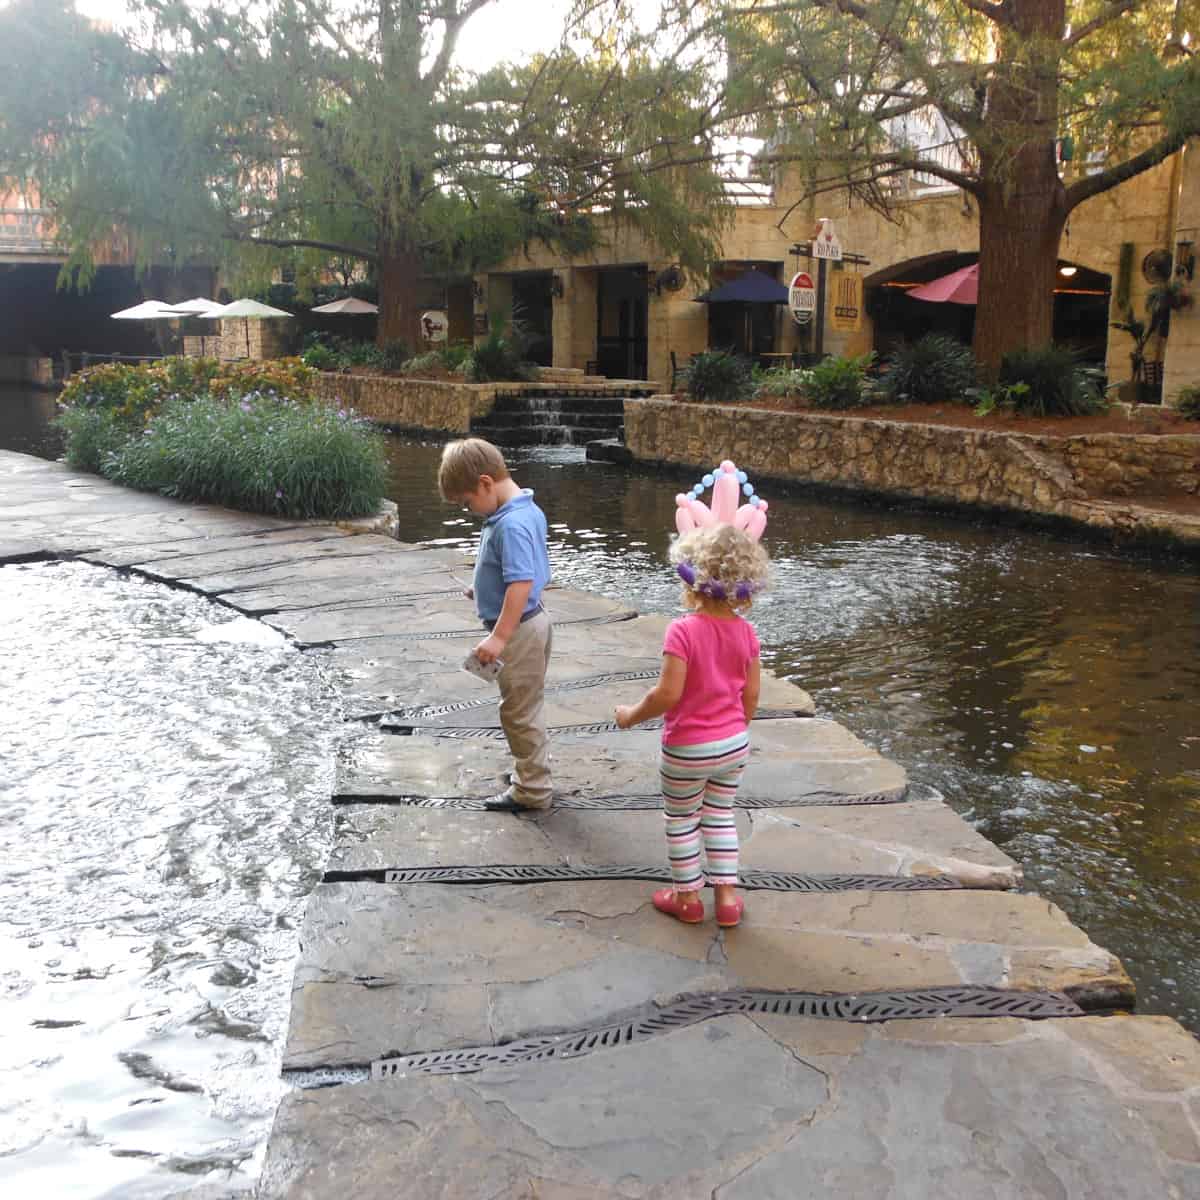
top-left (625, 398), bottom-right (1200, 551)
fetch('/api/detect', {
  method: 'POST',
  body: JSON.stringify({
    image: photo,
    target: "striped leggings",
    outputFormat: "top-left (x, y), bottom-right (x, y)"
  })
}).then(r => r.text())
top-left (660, 732), bottom-right (750, 891)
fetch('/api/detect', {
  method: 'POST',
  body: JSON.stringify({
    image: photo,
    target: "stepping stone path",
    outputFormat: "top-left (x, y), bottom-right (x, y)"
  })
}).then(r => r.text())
top-left (5, 450), bottom-right (1199, 1199)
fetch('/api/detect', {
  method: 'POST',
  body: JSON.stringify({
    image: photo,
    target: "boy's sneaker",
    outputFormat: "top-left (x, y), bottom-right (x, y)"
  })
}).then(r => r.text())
top-left (481, 787), bottom-right (552, 813)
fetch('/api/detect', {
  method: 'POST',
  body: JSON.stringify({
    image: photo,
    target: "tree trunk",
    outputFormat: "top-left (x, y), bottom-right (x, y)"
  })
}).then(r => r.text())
top-left (973, 176), bottom-right (1067, 371)
top-left (972, 0), bottom-right (1068, 372)
top-left (376, 242), bottom-right (425, 349)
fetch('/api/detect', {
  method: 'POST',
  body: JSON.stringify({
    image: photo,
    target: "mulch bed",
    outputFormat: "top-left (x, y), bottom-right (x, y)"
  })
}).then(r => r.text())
top-left (665, 395), bottom-right (1198, 438)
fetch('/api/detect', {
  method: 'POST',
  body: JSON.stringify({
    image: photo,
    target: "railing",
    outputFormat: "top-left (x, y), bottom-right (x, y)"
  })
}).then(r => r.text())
top-left (0, 208), bottom-right (57, 253)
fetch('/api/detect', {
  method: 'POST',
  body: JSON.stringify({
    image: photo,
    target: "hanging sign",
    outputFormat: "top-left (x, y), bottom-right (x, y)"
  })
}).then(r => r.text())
top-left (420, 310), bottom-right (448, 342)
top-left (812, 219), bottom-right (843, 262)
top-left (788, 271), bottom-right (816, 326)
top-left (830, 272), bottom-right (863, 333)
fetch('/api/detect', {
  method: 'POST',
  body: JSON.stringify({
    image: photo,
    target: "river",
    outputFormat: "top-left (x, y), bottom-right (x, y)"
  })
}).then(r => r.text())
top-left (1, 388), bottom-right (1197, 1195)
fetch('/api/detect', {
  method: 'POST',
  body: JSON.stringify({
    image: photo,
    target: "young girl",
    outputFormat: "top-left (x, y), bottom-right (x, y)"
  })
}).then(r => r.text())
top-left (615, 509), bottom-right (769, 929)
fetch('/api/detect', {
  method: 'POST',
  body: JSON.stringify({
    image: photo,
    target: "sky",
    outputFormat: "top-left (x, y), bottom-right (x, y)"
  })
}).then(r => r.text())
top-left (70, 0), bottom-right (595, 72)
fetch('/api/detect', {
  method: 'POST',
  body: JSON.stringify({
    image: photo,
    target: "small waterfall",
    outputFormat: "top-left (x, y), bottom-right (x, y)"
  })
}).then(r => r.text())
top-left (470, 388), bottom-right (643, 447)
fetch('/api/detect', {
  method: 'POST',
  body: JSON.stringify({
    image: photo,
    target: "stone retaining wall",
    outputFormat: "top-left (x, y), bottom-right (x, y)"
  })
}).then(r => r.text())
top-left (314, 373), bottom-right (497, 434)
top-left (625, 397), bottom-right (1200, 526)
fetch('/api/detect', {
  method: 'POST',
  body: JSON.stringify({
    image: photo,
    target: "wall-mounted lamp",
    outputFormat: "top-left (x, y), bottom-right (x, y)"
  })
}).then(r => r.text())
top-left (472, 279), bottom-right (484, 303)
top-left (550, 273), bottom-right (564, 299)
top-left (1176, 240), bottom-right (1195, 282)
top-left (1058, 264), bottom-right (1078, 278)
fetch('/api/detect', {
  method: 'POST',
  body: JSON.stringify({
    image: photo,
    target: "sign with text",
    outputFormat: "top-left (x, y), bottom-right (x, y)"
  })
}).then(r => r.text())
top-left (830, 272), bottom-right (863, 333)
top-left (813, 220), bottom-right (843, 261)
top-left (788, 271), bottom-right (816, 326)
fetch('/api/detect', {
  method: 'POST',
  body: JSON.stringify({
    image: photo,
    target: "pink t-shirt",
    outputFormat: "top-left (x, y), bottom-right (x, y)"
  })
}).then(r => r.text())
top-left (661, 613), bottom-right (761, 746)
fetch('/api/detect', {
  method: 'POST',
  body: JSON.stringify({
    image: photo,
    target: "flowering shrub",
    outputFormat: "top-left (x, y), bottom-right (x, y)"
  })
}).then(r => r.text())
top-left (106, 392), bottom-right (388, 519)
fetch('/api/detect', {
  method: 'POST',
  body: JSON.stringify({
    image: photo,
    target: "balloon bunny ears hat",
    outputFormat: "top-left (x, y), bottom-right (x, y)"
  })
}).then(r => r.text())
top-left (673, 460), bottom-right (768, 603)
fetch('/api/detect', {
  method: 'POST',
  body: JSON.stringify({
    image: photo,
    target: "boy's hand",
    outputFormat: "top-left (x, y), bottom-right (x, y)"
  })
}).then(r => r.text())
top-left (473, 634), bottom-right (506, 664)
top-left (463, 586), bottom-right (474, 599)
top-left (614, 704), bottom-right (637, 730)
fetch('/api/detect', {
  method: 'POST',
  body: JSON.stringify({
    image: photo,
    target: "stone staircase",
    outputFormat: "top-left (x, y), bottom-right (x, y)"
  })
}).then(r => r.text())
top-left (470, 368), bottom-right (658, 446)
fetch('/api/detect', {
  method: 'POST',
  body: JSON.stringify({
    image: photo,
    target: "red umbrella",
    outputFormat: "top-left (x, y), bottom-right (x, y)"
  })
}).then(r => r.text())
top-left (908, 263), bottom-right (978, 305)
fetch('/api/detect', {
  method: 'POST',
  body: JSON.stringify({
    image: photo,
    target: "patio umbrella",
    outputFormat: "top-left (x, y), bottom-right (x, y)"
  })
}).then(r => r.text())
top-left (311, 297), bottom-right (379, 314)
top-left (110, 300), bottom-right (180, 320)
top-left (694, 270), bottom-right (789, 357)
top-left (694, 269), bottom-right (789, 305)
top-left (158, 297), bottom-right (227, 316)
top-left (908, 263), bottom-right (979, 305)
top-left (201, 298), bottom-right (293, 359)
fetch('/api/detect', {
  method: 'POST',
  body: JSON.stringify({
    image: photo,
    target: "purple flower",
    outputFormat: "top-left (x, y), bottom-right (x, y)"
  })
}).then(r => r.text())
top-left (275, 488), bottom-right (284, 499)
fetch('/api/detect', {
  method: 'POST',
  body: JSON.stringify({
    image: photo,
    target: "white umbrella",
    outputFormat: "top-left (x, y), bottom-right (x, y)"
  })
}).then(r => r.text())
top-left (201, 298), bottom-right (293, 358)
top-left (110, 300), bottom-right (180, 320)
top-left (158, 296), bottom-right (227, 316)
top-left (311, 297), bottom-right (378, 314)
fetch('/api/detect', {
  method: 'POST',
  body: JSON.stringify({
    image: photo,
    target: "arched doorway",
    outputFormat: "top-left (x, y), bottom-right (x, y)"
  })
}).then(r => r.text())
top-left (865, 254), bottom-right (1112, 366)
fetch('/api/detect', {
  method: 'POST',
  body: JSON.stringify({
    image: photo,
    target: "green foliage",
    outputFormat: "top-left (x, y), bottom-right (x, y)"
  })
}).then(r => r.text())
top-left (0, 1), bottom-right (728, 328)
top-left (401, 342), bottom-right (474, 377)
top-left (686, 351), bottom-right (754, 403)
top-left (881, 335), bottom-right (976, 405)
top-left (997, 345), bottom-right (1106, 416)
top-left (463, 325), bottom-right (536, 383)
top-left (301, 343), bottom-right (338, 371)
top-left (58, 358), bottom-right (315, 423)
top-left (804, 353), bottom-right (875, 411)
top-left (55, 406), bottom-right (137, 473)
top-left (105, 394), bottom-right (388, 519)
top-left (753, 368), bottom-right (810, 399)
top-left (966, 381), bottom-right (1032, 417)
top-left (1174, 385), bottom-right (1200, 419)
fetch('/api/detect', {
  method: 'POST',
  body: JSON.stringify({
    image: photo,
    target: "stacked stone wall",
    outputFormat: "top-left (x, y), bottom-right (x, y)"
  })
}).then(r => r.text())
top-left (625, 398), bottom-right (1200, 518)
top-left (314, 373), bottom-right (496, 433)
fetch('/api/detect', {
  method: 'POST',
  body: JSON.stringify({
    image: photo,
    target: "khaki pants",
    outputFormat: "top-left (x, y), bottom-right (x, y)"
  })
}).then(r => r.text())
top-left (497, 609), bottom-right (553, 807)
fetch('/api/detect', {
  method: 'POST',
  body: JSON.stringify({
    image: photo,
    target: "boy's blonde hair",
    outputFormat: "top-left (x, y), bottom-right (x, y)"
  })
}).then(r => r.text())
top-left (669, 524), bottom-right (769, 611)
top-left (438, 438), bottom-right (510, 501)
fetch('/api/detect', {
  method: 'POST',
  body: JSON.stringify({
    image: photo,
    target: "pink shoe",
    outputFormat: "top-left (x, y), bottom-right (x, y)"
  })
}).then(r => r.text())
top-left (652, 888), bottom-right (705, 924)
top-left (715, 895), bottom-right (744, 928)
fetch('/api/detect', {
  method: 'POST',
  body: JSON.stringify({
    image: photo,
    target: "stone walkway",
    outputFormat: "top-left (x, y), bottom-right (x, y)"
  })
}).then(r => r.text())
top-left (4, 449), bottom-right (1199, 1199)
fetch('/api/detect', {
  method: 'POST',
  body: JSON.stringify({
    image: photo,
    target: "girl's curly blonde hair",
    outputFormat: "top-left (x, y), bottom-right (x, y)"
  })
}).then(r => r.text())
top-left (669, 524), bottom-right (770, 611)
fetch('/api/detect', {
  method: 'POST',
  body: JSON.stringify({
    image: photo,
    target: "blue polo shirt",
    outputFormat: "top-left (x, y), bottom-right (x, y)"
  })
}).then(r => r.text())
top-left (473, 489), bottom-right (551, 623)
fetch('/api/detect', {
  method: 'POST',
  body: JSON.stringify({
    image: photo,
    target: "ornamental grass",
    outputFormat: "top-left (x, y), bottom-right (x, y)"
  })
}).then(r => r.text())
top-left (57, 359), bottom-right (387, 519)
top-left (105, 393), bottom-right (388, 519)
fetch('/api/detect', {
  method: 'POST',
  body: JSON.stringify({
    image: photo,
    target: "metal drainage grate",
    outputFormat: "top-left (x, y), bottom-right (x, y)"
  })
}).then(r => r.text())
top-left (371, 986), bottom-right (1084, 1079)
top-left (334, 611), bottom-right (637, 643)
top-left (386, 709), bottom-right (805, 737)
top-left (326, 863), bottom-right (959, 891)
top-left (378, 669), bottom-right (661, 721)
top-left (330, 786), bottom-right (909, 809)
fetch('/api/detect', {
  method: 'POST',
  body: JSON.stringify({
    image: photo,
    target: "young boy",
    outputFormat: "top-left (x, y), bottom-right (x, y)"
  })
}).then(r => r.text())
top-left (438, 438), bottom-right (554, 811)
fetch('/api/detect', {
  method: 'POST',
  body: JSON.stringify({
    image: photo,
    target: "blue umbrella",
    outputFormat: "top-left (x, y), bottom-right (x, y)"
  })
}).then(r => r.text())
top-left (694, 269), bottom-right (789, 304)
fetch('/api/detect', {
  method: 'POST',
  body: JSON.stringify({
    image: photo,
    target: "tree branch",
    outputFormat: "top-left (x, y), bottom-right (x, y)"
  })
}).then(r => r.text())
top-left (1065, 0), bottom-right (1140, 48)
top-left (223, 231), bottom-right (379, 261)
top-left (426, 0), bottom-right (495, 91)
top-left (1065, 130), bottom-right (1187, 209)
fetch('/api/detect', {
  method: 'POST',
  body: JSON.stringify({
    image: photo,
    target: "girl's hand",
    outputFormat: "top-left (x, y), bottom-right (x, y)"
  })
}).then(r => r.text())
top-left (614, 704), bottom-right (637, 729)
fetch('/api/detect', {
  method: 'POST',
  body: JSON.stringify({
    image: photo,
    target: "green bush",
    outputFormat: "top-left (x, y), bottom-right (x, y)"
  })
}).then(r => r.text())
top-left (301, 343), bottom-right (337, 370)
top-left (686, 350), bottom-right (754, 403)
top-left (881, 334), bottom-right (975, 404)
top-left (464, 325), bottom-right (535, 383)
top-left (997, 345), bottom-right (1106, 416)
top-left (106, 393), bottom-right (388, 519)
top-left (56, 406), bottom-right (138, 472)
top-left (400, 342), bottom-right (473, 377)
top-left (1175, 384), bottom-right (1200, 419)
top-left (753, 367), bottom-right (810, 400)
top-left (805, 352), bottom-right (875, 410)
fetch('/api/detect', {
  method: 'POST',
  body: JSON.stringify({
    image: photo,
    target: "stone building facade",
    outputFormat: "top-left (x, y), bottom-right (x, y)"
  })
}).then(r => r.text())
top-left (475, 142), bottom-right (1200, 405)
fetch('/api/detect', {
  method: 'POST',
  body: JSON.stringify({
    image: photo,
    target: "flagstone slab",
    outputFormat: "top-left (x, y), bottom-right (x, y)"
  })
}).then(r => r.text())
top-left (335, 720), bottom-right (903, 805)
top-left (282, 878), bottom-right (1124, 1069)
top-left (328, 794), bottom-right (1016, 888)
top-left (80, 525), bottom-right (348, 568)
top-left (264, 1012), bottom-right (1200, 1199)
